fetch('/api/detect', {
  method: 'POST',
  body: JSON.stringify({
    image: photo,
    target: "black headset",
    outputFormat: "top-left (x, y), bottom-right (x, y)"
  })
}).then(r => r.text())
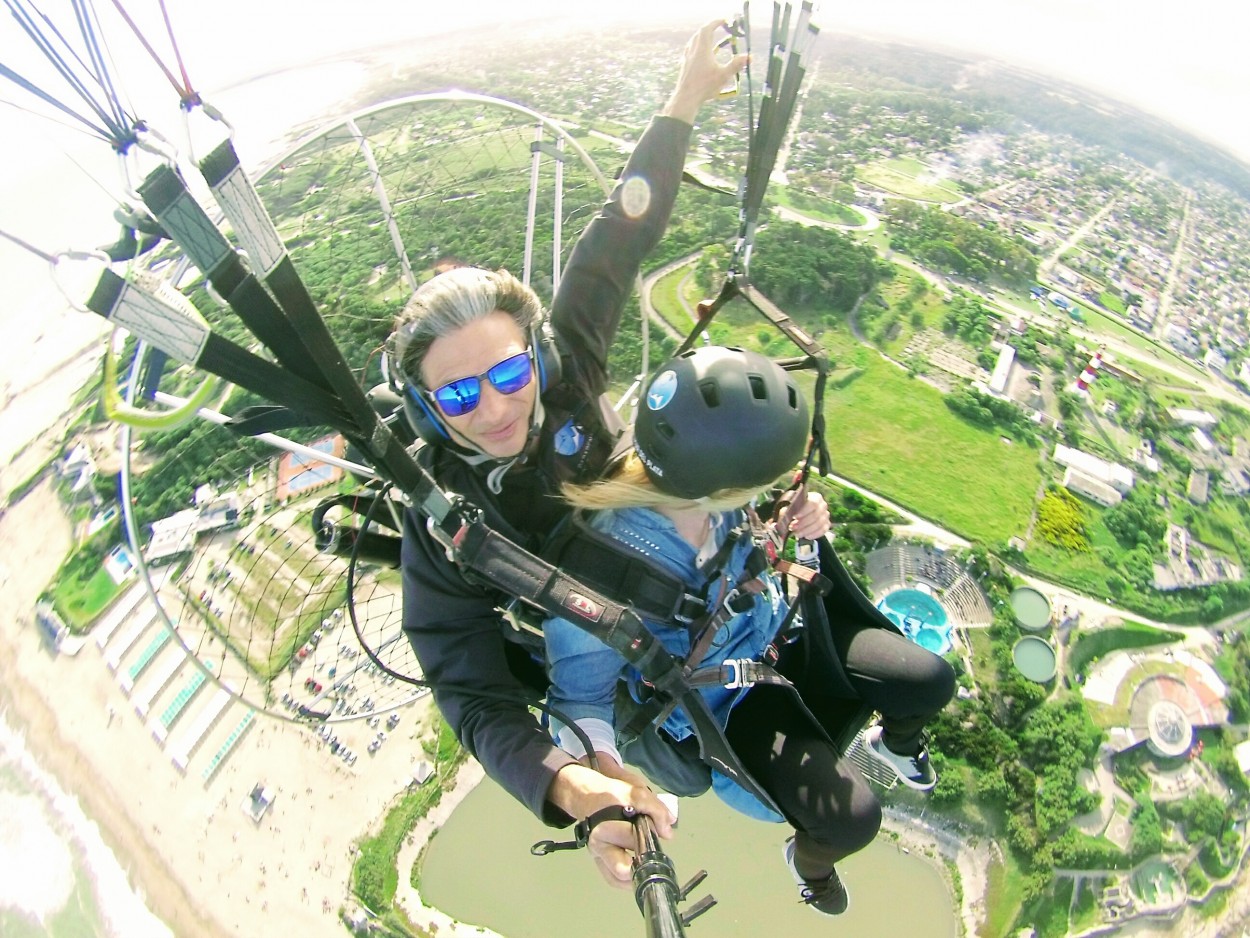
top-left (399, 317), bottom-right (563, 448)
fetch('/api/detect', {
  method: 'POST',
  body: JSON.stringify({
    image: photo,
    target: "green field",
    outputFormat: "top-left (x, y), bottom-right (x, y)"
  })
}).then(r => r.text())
top-left (651, 264), bottom-right (699, 333)
top-left (819, 327), bottom-right (1043, 544)
top-left (859, 157), bottom-right (964, 203)
top-left (773, 188), bottom-right (868, 226)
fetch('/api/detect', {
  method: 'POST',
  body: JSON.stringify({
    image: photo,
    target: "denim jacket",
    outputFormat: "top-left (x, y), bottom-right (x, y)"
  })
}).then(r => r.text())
top-left (543, 506), bottom-right (789, 820)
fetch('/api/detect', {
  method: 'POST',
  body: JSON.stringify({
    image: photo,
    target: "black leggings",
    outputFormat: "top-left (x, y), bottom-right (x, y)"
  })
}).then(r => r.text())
top-left (724, 626), bottom-right (955, 866)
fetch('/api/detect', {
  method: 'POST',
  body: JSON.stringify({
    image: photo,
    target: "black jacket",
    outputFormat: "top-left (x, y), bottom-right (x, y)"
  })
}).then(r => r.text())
top-left (401, 116), bottom-right (693, 825)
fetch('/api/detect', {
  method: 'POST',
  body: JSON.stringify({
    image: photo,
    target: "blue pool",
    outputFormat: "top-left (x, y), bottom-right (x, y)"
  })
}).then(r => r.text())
top-left (877, 589), bottom-right (953, 655)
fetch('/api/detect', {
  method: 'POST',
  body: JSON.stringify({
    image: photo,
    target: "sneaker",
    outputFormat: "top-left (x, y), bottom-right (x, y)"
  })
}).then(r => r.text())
top-left (783, 837), bottom-right (849, 915)
top-left (864, 725), bottom-right (937, 791)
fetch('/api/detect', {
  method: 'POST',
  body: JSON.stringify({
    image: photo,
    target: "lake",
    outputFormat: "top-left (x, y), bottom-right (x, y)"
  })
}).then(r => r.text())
top-left (421, 778), bottom-right (958, 938)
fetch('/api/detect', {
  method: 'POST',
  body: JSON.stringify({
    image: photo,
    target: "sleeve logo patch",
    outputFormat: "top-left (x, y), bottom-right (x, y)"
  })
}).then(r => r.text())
top-left (553, 418), bottom-right (586, 456)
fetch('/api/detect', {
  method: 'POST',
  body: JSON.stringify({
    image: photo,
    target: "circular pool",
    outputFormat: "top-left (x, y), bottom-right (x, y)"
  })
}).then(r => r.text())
top-left (1009, 586), bottom-right (1051, 631)
top-left (1012, 636), bottom-right (1057, 682)
top-left (878, 589), bottom-right (952, 655)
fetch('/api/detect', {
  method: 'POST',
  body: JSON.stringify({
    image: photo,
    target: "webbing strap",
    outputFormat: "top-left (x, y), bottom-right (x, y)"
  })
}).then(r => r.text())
top-left (136, 163), bottom-right (330, 390)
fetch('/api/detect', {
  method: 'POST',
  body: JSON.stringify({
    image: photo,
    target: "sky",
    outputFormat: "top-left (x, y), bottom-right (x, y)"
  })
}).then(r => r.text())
top-left (1, 0), bottom-right (1248, 374)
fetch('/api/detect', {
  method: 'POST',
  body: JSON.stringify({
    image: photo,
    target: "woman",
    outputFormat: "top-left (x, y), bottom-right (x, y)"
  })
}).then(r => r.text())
top-left (544, 346), bottom-right (957, 915)
top-left (391, 22), bottom-right (747, 886)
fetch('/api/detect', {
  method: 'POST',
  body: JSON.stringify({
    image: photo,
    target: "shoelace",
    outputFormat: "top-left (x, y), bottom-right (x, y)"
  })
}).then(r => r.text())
top-left (799, 874), bottom-right (845, 906)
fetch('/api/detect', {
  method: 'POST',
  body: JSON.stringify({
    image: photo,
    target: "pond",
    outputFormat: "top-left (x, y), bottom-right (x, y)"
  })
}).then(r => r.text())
top-left (420, 778), bottom-right (959, 938)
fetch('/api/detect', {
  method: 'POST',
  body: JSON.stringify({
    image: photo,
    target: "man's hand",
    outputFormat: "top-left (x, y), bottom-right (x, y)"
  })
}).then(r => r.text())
top-left (546, 761), bottom-right (677, 888)
top-left (662, 19), bottom-right (749, 125)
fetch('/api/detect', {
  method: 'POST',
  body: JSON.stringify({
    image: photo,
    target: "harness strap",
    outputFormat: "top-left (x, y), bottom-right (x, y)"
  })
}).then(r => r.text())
top-left (686, 658), bottom-right (790, 690)
top-left (531, 804), bottom-right (638, 855)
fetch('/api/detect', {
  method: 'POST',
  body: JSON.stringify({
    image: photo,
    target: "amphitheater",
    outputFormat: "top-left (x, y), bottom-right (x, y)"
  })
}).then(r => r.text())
top-left (864, 542), bottom-right (994, 628)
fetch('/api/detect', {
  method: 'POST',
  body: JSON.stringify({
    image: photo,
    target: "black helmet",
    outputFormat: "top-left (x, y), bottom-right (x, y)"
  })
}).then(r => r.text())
top-left (633, 346), bottom-right (810, 499)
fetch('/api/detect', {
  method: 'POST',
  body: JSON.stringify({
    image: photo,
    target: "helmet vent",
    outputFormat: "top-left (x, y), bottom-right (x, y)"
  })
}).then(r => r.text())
top-left (748, 375), bottom-right (767, 401)
top-left (653, 418), bottom-right (675, 441)
top-left (788, 385), bottom-right (799, 409)
top-left (699, 381), bottom-right (720, 408)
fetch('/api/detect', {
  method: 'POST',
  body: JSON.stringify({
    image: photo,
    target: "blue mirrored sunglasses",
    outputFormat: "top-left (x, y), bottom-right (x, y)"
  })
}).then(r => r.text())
top-left (423, 348), bottom-right (534, 418)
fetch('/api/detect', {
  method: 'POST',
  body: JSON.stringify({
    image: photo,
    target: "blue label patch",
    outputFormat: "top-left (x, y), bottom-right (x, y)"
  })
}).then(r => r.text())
top-left (553, 418), bottom-right (585, 456)
top-left (646, 369), bottom-right (678, 411)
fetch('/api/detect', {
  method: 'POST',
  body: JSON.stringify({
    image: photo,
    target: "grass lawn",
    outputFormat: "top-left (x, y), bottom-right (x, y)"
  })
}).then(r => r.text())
top-left (54, 564), bottom-right (127, 632)
top-left (1027, 877), bottom-right (1074, 938)
top-left (651, 264), bottom-right (698, 333)
top-left (818, 326), bottom-right (1042, 544)
top-left (871, 268), bottom-right (950, 358)
top-left (1188, 496), bottom-right (1249, 560)
top-left (982, 846), bottom-right (1028, 938)
top-left (773, 188), bottom-right (867, 226)
top-left (1020, 505), bottom-right (1122, 599)
top-left (1099, 291), bottom-right (1127, 314)
top-left (967, 627), bottom-right (1002, 698)
top-left (1070, 876), bottom-right (1104, 933)
top-left (859, 157), bottom-right (964, 203)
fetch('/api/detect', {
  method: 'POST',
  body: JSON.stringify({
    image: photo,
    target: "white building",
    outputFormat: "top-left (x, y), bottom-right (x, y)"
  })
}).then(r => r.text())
top-left (1053, 444), bottom-right (1135, 494)
top-left (1164, 322), bottom-right (1201, 357)
top-left (1062, 467), bottom-right (1123, 506)
top-left (1204, 348), bottom-right (1228, 372)
top-left (988, 344), bottom-right (1016, 395)
top-left (1168, 408), bottom-right (1218, 428)
top-left (146, 509), bottom-right (199, 565)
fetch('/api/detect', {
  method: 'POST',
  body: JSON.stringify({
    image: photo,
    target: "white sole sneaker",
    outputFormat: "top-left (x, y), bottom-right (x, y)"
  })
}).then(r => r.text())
top-left (864, 725), bottom-right (937, 791)
top-left (782, 836), bottom-right (850, 915)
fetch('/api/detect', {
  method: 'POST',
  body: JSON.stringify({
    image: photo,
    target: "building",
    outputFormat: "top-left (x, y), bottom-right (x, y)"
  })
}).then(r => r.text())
top-left (1053, 444), bottom-right (1135, 494)
top-left (58, 442), bottom-right (99, 503)
top-left (1187, 470), bottom-right (1210, 505)
top-left (145, 509), bottom-right (199, 566)
top-left (197, 493), bottom-right (243, 535)
top-left (1063, 467), bottom-right (1123, 506)
top-left (1168, 408), bottom-right (1217, 428)
top-left (988, 344), bottom-right (1015, 395)
top-left (1164, 323), bottom-right (1201, 358)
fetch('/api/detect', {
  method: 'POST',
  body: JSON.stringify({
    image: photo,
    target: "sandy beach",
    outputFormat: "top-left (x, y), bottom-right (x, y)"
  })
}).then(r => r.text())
top-left (0, 468), bottom-right (457, 938)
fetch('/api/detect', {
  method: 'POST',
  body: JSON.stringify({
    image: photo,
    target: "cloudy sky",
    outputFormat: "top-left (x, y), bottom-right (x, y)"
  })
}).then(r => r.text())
top-left (1, 0), bottom-right (1247, 331)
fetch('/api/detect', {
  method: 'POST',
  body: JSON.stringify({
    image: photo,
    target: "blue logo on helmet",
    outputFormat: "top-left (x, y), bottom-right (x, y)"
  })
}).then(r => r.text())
top-left (553, 418), bottom-right (585, 456)
top-left (646, 370), bottom-right (678, 411)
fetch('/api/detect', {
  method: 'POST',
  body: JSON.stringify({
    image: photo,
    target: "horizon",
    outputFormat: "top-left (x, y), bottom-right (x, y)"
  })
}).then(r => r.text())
top-left (1, 1), bottom-right (1248, 357)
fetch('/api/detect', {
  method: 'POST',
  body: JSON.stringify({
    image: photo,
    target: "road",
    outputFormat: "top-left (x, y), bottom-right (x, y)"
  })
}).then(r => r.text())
top-left (639, 252), bottom-right (702, 343)
top-left (1152, 190), bottom-right (1193, 341)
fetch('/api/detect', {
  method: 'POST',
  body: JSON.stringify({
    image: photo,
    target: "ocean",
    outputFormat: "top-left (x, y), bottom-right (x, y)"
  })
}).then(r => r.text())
top-left (0, 710), bottom-right (173, 938)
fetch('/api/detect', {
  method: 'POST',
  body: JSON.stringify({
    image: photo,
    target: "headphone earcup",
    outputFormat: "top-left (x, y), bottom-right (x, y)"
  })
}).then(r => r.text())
top-left (533, 319), bottom-right (563, 392)
top-left (403, 385), bottom-right (449, 445)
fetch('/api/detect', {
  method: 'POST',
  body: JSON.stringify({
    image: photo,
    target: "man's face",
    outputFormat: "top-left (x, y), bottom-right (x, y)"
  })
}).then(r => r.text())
top-left (420, 310), bottom-right (537, 459)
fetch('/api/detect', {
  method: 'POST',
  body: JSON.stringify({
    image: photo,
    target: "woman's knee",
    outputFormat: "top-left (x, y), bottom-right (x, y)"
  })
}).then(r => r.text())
top-left (804, 783), bottom-right (882, 857)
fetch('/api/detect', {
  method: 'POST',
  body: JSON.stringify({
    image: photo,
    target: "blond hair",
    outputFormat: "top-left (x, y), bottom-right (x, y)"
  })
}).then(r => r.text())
top-left (561, 453), bottom-right (768, 513)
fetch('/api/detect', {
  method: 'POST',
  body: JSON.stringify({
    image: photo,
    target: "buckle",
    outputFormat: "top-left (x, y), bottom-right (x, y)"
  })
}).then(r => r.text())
top-left (425, 498), bottom-right (478, 562)
top-left (722, 658), bottom-right (756, 690)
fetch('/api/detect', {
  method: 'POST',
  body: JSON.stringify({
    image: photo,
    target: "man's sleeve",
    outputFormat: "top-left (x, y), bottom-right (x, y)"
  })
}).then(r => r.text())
top-left (550, 115), bottom-right (694, 395)
top-left (400, 507), bottom-right (578, 826)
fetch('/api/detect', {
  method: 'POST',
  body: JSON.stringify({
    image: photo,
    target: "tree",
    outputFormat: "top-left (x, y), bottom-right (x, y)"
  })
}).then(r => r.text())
top-left (1129, 796), bottom-right (1163, 859)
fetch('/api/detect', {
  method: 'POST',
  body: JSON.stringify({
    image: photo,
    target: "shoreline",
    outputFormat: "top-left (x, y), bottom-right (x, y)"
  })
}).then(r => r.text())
top-left (0, 481), bottom-right (226, 938)
top-left (0, 477), bottom-right (445, 938)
